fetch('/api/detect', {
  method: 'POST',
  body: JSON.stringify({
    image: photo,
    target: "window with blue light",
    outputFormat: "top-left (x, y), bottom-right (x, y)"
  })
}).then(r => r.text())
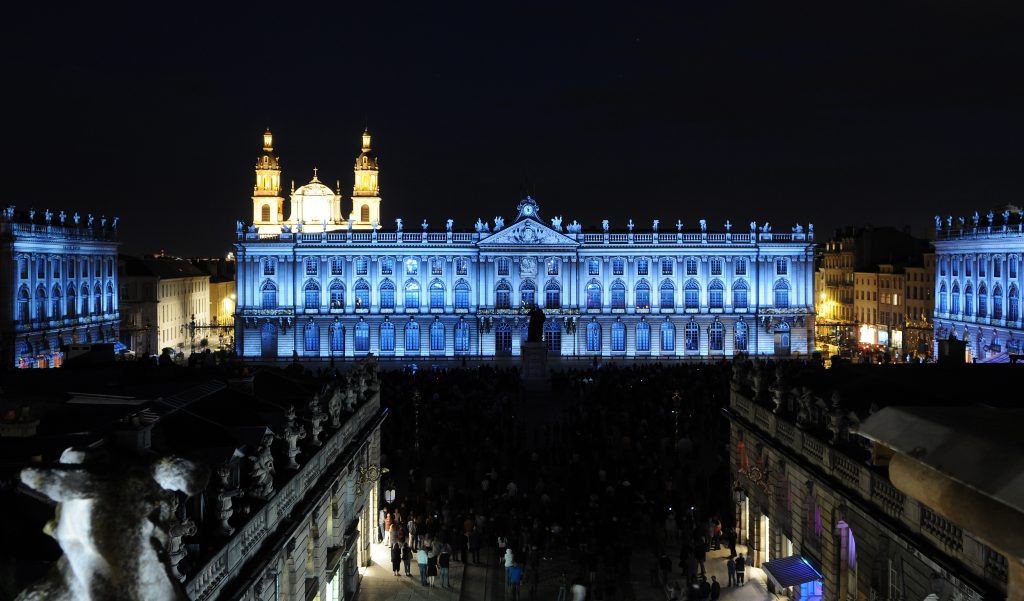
top-left (994, 285), bottom-right (1003, 319)
top-left (355, 281), bottom-right (370, 308)
top-left (380, 257), bottom-right (394, 275)
top-left (305, 258), bottom-right (318, 276)
top-left (495, 282), bottom-right (512, 309)
top-left (979, 259), bottom-right (987, 277)
top-left (544, 320), bottom-right (561, 353)
top-left (735, 320), bottom-right (748, 351)
top-left (611, 281), bottom-right (626, 309)
top-left (661, 321), bottom-right (675, 352)
top-left (978, 283), bottom-right (988, 318)
top-left (405, 321), bottom-right (420, 351)
top-left (774, 280), bottom-right (790, 308)
top-left (495, 321), bottom-right (512, 354)
top-left (545, 281), bottom-right (561, 308)
top-left (709, 280), bottom-right (724, 309)
top-left (686, 258), bottom-right (698, 276)
top-left (263, 259), bottom-right (276, 275)
top-left (588, 259), bottom-right (600, 276)
top-left (331, 256), bottom-right (344, 275)
top-left (611, 321), bottom-right (625, 352)
top-left (635, 281), bottom-right (650, 309)
top-left (520, 281), bottom-right (536, 307)
top-left (354, 321), bottom-right (370, 350)
top-left (455, 281), bottom-right (470, 309)
top-left (1011, 256), bottom-right (1018, 278)
top-left (965, 259), bottom-right (973, 277)
top-left (735, 259), bottom-right (746, 276)
top-left (586, 281), bottom-right (602, 309)
top-left (546, 258), bottom-right (560, 275)
top-left (430, 321), bottom-right (445, 351)
top-left (455, 321), bottom-right (469, 354)
top-left (330, 323), bottom-right (344, 353)
top-left (733, 281), bottom-right (748, 309)
top-left (711, 258), bottom-right (722, 275)
top-left (406, 258), bottom-right (419, 276)
top-left (941, 283), bottom-right (950, 314)
top-left (262, 282), bottom-right (278, 309)
top-left (304, 281), bottom-right (320, 309)
top-left (497, 257), bottom-right (510, 276)
top-left (456, 257), bottom-right (468, 275)
top-left (586, 321), bottom-right (601, 352)
top-left (1009, 286), bottom-right (1019, 321)
top-left (404, 281), bottom-right (419, 308)
top-left (356, 257), bottom-right (368, 275)
top-left (636, 320), bottom-right (650, 352)
top-left (304, 321), bottom-right (319, 352)
top-left (710, 320), bottom-right (724, 351)
top-left (613, 258), bottom-right (624, 275)
top-left (330, 282), bottom-right (345, 309)
top-left (776, 259), bottom-right (787, 275)
top-left (380, 280), bottom-right (396, 309)
top-left (637, 259), bottom-right (649, 276)
top-left (660, 281), bottom-right (674, 309)
top-left (430, 281), bottom-right (445, 309)
top-left (430, 258), bottom-right (443, 276)
top-left (662, 258), bottom-right (673, 276)
top-left (685, 280), bottom-right (699, 309)
top-left (380, 321), bottom-right (395, 352)
top-left (685, 320), bottom-right (699, 351)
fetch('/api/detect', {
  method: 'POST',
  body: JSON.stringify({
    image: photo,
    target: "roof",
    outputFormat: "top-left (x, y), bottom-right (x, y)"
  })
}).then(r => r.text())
top-left (121, 255), bottom-right (209, 280)
top-left (761, 555), bottom-right (822, 589)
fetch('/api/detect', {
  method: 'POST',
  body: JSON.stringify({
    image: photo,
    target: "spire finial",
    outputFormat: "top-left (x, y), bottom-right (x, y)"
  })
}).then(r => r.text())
top-left (312, 166), bottom-right (319, 181)
top-left (262, 128), bottom-right (273, 152)
top-left (361, 129), bottom-right (372, 152)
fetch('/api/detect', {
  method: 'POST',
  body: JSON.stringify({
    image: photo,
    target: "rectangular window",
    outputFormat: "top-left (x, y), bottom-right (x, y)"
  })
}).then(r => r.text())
top-left (38, 261), bottom-right (46, 279)
top-left (497, 257), bottom-right (510, 276)
top-left (54, 259), bottom-right (61, 278)
top-left (776, 259), bottom-right (787, 275)
top-left (995, 258), bottom-right (1002, 278)
top-left (331, 257), bottom-right (344, 276)
top-left (589, 260), bottom-right (600, 276)
top-left (546, 258), bottom-right (560, 276)
top-left (711, 258), bottom-right (722, 276)
top-left (431, 258), bottom-right (443, 276)
top-left (637, 259), bottom-right (648, 276)
top-left (661, 259), bottom-right (673, 276)
top-left (305, 260), bottom-right (317, 276)
top-left (405, 258), bottom-right (419, 275)
top-left (686, 258), bottom-right (698, 276)
top-left (612, 258), bottom-right (624, 275)
top-left (965, 260), bottom-right (972, 277)
top-left (456, 257), bottom-right (468, 275)
top-left (980, 260), bottom-right (986, 277)
top-left (68, 261), bottom-right (76, 278)
top-left (356, 258), bottom-right (368, 275)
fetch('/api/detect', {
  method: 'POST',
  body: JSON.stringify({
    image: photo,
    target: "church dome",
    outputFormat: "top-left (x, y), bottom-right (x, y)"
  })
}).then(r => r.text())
top-left (292, 173), bottom-right (336, 198)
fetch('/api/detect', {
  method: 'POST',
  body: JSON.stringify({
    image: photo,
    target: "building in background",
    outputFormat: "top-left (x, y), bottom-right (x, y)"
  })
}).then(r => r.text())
top-left (235, 131), bottom-right (817, 360)
top-left (933, 208), bottom-right (1024, 362)
top-left (192, 257), bottom-right (236, 350)
top-left (1, 207), bottom-right (121, 368)
top-left (119, 255), bottom-right (210, 356)
top-left (816, 227), bottom-right (932, 361)
top-left (727, 359), bottom-right (1012, 601)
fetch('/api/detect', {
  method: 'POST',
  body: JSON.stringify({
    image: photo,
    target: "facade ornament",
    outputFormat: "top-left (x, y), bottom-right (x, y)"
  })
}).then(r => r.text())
top-left (163, 496), bottom-right (197, 582)
top-left (282, 405), bottom-right (306, 470)
top-left (627, 219), bottom-right (634, 232)
top-left (972, 211), bottom-right (980, 226)
top-left (602, 219), bottom-right (610, 232)
top-left (567, 220), bottom-right (582, 234)
top-left (446, 219), bottom-right (453, 232)
top-left (59, 210), bottom-right (66, 224)
top-left (327, 384), bottom-right (343, 427)
top-left (322, 217), bottom-right (328, 233)
top-left (44, 209), bottom-right (52, 224)
top-left (236, 220), bottom-right (244, 236)
top-left (307, 394), bottom-right (327, 447)
top-left (29, 208), bottom-right (36, 221)
top-left (1003, 210), bottom-right (1011, 224)
top-left (247, 433), bottom-right (276, 500)
top-left (676, 220), bottom-right (683, 232)
top-left (793, 223), bottom-right (803, 233)
top-left (699, 219), bottom-right (707, 232)
top-left (652, 219), bottom-right (659, 232)
top-left (87, 214), bottom-right (94, 227)
top-left (796, 387), bottom-right (814, 426)
top-left (2, 205), bottom-right (13, 220)
top-left (396, 218), bottom-right (403, 232)
top-left (958, 216), bottom-right (965, 227)
top-left (493, 216), bottom-right (505, 231)
top-left (808, 223), bottom-right (813, 234)
top-left (296, 221), bottom-right (303, 233)
top-left (724, 220), bottom-right (732, 232)
top-left (935, 215), bottom-right (942, 230)
top-left (946, 215), bottom-right (952, 228)
top-left (344, 375), bottom-right (358, 411)
top-left (750, 221), bottom-right (756, 232)
top-left (14, 448), bottom-right (207, 601)
top-left (101, 216), bottom-right (107, 228)
top-left (421, 219), bottom-right (429, 231)
top-left (550, 215), bottom-right (563, 232)
top-left (214, 463), bottom-right (240, 536)
top-left (73, 212), bottom-right (81, 225)
top-left (760, 222), bottom-right (771, 233)
top-left (987, 210), bottom-right (995, 226)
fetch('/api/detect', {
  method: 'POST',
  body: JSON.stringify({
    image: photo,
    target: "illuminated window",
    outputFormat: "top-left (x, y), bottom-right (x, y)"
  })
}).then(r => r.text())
top-left (1011, 255), bottom-right (1018, 279)
top-left (994, 285), bottom-right (1003, 320)
top-left (546, 258), bottom-right (560, 276)
top-left (1009, 286), bottom-right (1019, 321)
top-left (406, 258), bottom-right (419, 275)
top-left (497, 257), bottom-right (510, 276)
top-left (586, 281), bottom-right (602, 309)
top-left (329, 281), bottom-right (345, 309)
top-left (660, 281), bottom-right (675, 309)
top-left (661, 320), bottom-right (675, 352)
top-left (455, 320), bottom-right (469, 354)
top-left (637, 259), bottom-right (649, 276)
top-left (735, 319), bottom-right (748, 351)
top-left (709, 280), bottom-right (724, 309)
top-left (495, 281), bottom-right (512, 309)
top-left (774, 280), bottom-right (790, 308)
top-left (543, 320), bottom-right (560, 353)
top-left (735, 259), bottom-right (746, 276)
top-left (263, 259), bottom-right (276, 276)
top-left (711, 258), bottom-right (722, 276)
top-left (635, 281), bottom-right (650, 309)
top-left (613, 258), bottom-right (624, 275)
top-left (611, 321), bottom-right (625, 352)
top-left (733, 280), bottom-right (749, 309)
top-left (356, 257), bottom-right (368, 275)
top-left (965, 283), bottom-right (973, 316)
top-left (304, 281), bottom-right (320, 309)
top-left (588, 259), bottom-right (600, 276)
top-left (586, 320), bottom-right (602, 352)
top-left (495, 321), bottom-right (512, 354)
top-left (330, 322), bottom-right (344, 353)
top-left (686, 258), bottom-right (698, 276)
top-left (430, 280), bottom-right (445, 309)
top-left (456, 257), bottom-right (468, 275)
top-left (455, 280), bottom-right (470, 309)
top-left (261, 204), bottom-right (271, 221)
top-left (379, 321), bottom-right (395, 352)
top-left (995, 257), bottom-right (1002, 278)
top-left (355, 321), bottom-right (369, 352)
top-left (376, 280), bottom-right (392, 309)
top-left (710, 320), bottom-right (724, 351)
top-left (304, 321), bottom-right (320, 352)
top-left (661, 258), bottom-right (673, 276)
top-left (431, 258), bottom-right (443, 276)
top-left (18, 258), bottom-right (28, 279)
top-left (430, 320), bottom-right (445, 351)
top-left (380, 257), bottom-right (394, 275)
top-left (405, 321), bottom-right (420, 351)
top-left (354, 280), bottom-right (370, 308)
top-left (636, 320), bottom-right (650, 352)
top-left (261, 281), bottom-right (278, 309)
top-left (684, 280), bottom-right (700, 309)
top-left (979, 260), bottom-right (987, 278)
top-left (611, 280), bottom-right (626, 309)
top-left (545, 281), bottom-right (561, 309)
top-left (685, 319), bottom-right (699, 351)
top-left (776, 259), bottom-right (788, 275)
top-left (403, 281), bottom-right (419, 308)
top-left (360, 204), bottom-right (370, 222)
top-left (520, 281), bottom-right (536, 307)
top-left (978, 283), bottom-right (988, 318)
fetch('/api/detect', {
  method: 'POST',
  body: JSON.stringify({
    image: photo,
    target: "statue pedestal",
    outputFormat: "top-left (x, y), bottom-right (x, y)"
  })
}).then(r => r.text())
top-left (520, 342), bottom-right (548, 389)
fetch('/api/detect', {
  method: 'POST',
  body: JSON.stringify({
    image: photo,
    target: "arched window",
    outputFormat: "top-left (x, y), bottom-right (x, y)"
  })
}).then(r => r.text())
top-left (261, 281), bottom-right (278, 309)
top-left (261, 204), bottom-right (271, 221)
top-left (735, 319), bottom-right (748, 352)
top-left (684, 279), bottom-right (700, 309)
top-left (660, 280), bottom-right (675, 309)
top-left (994, 285), bottom-right (1004, 320)
top-left (586, 281), bottom-right (602, 309)
top-left (586, 320), bottom-right (602, 352)
top-left (329, 281), bottom-right (345, 309)
top-left (304, 280), bottom-right (320, 310)
top-left (940, 283), bottom-right (949, 314)
top-left (34, 284), bottom-right (47, 319)
top-left (404, 280), bottom-right (420, 309)
top-left (51, 285), bottom-right (62, 319)
top-left (261, 322), bottom-right (278, 357)
top-left (733, 280), bottom-right (749, 309)
top-left (80, 283), bottom-right (90, 315)
top-left (430, 320), bottom-right (445, 351)
top-left (611, 321), bottom-right (625, 352)
top-left (429, 280), bottom-right (445, 309)
top-left (685, 319), bottom-right (700, 351)
top-left (455, 320), bottom-right (470, 354)
top-left (773, 279), bottom-right (790, 309)
top-left (610, 280), bottom-right (626, 310)
top-left (405, 320), bottom-right (420, 351)
top-left (92, 283), bottom-right (102, 315)
top-left (965, 283), bottom-right (974, 316)
top-left (354, 280), bottom-right (370, 308)
top-left (380, 320), bottom-right (395, 352)
top-left (330, 322), bottom-right (345, 353)
top-left (304, 320), bottom-right (320, 352)
top-left (1011, 255), bottom-right (1019, 279)
top-left (105, 283), bottom-right (114, 314)
top-left (1009, 286), bottom-right (1020, 322)
top-left (545, 281), bottom-right (561, 309)
top-left (709, 320), bottom-right (724, 351)
top-left (709, 280), bottom-right (724, 309)
top-left (636, 319), bottom-right (651, 352)
top-left (544, 320), bottom-right (561, 353)
top-left (661, 320), bottom-right (675, 352)
top-left (360, 204), bottom-right (370, 222)
top-left (455, 280), bottom-right (471, 310)
top-left (520, 280), bottom-right (536, 308)
top-left (355, 321), bottom-right (370, 352)
top-left (67, 285), bottom-right (77, 318)
top-left (495, 281), bottom-right (512, 309)
top-left (635, 281), bottom-right (651, 310)
top-left (495, 320), bottom-right (512, 355)
top-left (978, 283), bottom-right (988, 318)
top-left (17, 286), bottom-right (29, 322)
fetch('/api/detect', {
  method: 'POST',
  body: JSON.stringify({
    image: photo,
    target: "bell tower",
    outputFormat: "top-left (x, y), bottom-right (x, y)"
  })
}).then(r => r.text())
top-left (349, 129), bottom-right (380, 229)
top-left (252, 129), bottom-right (284, 231)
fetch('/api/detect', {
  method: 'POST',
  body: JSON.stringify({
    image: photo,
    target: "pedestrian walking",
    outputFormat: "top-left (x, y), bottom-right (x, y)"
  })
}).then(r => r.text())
top-left (710, 576), bottom-right (721, 601)
top-left (504, 547), bottom-right (515, 586)
top-left (402, 542), bottom-right (413, 576)
top-left (726, 557), bottom-right (736, 587)
top-left (427, 552), bottom-right (438, 587)
top-left (439, 542), bottom-right (452, 588)
top-left (390, 543), bottom-right (402, 576)
top-left (417, 547), bottom-right (429, 585)
top-left (736, 554), bottom-right (746, 586)
top-left (508, 562), bottom-right (524, 601)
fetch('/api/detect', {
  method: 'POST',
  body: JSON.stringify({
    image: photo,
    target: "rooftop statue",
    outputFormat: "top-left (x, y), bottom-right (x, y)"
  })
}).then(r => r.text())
top-left (935, 215), bottom-right (942, 230)
top-left (236, 220), bottom-right (244, 235)
top-left (29, 208), bottom-right (36, 221)
top-left (972, 211), bottom-right (979, 226)
top-left (15, 448), bottom-right (208, 601)
top-left (551, 215), bottom-right (563, 232)
top-left (602, 220), bottom-right (609, 232)
top-left (59, 210), bottom-right (67, 225)
top-left (793, 223), bottom-right (803, 233)
top-left (214, 463), bottom-right (241, 537)
top-left (526, 306), bottom-right (546, 344)
top-left (396, 218), bottom-right (403, 232)
top-left (946, 215), bottom-right (952, 228)
top-left (88, 214), bottom-right (94, 227)
top-left (652, 219), bottom-right (659, 232)
top-left (494, 216), bottom-right (505, 231)
top-left (699, 219), bottom-right (707, 232)
top-left (421, 219), bottom-right (429, 231)
top-left (101, 216), bottom-right (107, 228)
top-left (73, 212), bottom-right (81, 225)
top-left (567, 220), bottom-right (582, 234)
top-left (987, 210), bottom-right (994, 225)
top-left (627, 219), bottom-right (635, 232)
top-left (307, 394), bottom-right (327, 447)
top-left (676, 220), bottom-right (683, 232)
top-left (446, 219), bottom-right (453, 232)
top-left (750, 221), bottom-right (756, 232)
top-left (282, 406), bottom-right (306, 470)
top-left (326, 383), bottom-right (343, 427)
top-left (1003, 210), bottom-right (1011, 224)
top-left (808, 223), bottom-right (814, 234)
top-left (724, 220), bottom-right (732, 231)
top-left (45, 209), bottom-right (53, 223)
top-left (247, 433), bottom-right (276, 500)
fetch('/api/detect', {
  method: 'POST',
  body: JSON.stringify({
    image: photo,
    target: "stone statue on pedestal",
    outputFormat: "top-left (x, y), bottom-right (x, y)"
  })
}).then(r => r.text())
top-left (526, 306), bottom-right (546, 343)
top-left (307, 395), bottom-right (327, 447)
top-left (214, 464), bottom-right (240, 536)
top-left (247, 433), bottom-right (276, 500)
top-left (282, 406), bottom-right (306, 470)
top-left (162, 496), bottom-right (197, 582)
top-left (327, 384), bottom-right (343, 427)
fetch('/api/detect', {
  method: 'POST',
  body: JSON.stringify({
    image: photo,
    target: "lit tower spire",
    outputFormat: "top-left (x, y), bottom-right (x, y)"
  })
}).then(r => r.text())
top-left (252, 128), bottom-right (284, 230)
top-left (349, 128), bottom-right (380, 229)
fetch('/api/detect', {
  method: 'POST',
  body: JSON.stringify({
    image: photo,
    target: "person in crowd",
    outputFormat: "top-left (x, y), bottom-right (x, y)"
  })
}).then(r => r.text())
top-left (508, 561), bottom-right (524, 601)
top-left (416, 546), bottom-right (429, 586)
top-left (710, 575), bottom-right (721, 601)
top-left (390, 542), bottom-right (402, 576)
top-left (402, 542), bottom-right (412, 577)
top-left (727, 556), bottom-right (736, 587)
top-left (439, 541), bottom-right (452, 588)
top-left (736, 553), bottom-right (746, 586)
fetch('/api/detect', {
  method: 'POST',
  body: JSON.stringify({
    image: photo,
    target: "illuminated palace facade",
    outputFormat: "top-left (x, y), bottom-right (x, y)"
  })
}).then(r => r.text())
top-left (1, 208), bottom-right (120, 368)
top-left (234, 131), bottom-right (816, 360)
top-left (932, 210), bottom-right (1024, 361)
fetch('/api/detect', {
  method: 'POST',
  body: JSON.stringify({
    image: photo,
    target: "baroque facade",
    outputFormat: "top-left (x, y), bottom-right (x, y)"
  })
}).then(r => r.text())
top-left (1, 207), bottom-right (120, 367)
top-left (234, 131), bottom-right (816, 360)
top-left (932, 209), bottom-right (1024, 361)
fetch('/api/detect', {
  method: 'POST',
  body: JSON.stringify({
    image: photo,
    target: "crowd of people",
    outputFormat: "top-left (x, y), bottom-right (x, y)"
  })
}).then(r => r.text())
top-left (375, 360), bottom-right (737, 600)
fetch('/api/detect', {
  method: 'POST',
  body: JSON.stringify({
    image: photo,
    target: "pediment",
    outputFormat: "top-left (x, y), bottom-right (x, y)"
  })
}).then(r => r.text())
top-left (477, 218), bottom-right (578, 247)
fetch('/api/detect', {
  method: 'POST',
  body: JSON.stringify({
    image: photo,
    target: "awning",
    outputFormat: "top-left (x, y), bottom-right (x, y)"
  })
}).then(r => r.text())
top-left (761, 555), bottom-right (822, 589)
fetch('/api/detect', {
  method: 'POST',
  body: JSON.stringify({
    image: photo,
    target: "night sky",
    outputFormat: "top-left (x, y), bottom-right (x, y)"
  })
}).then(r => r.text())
top-left (2, 2), bottom-right (1022, 256)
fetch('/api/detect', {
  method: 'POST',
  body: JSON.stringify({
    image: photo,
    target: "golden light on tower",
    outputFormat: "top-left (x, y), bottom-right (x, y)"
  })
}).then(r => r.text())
top-left (263, 129), bottom-right (274, 152)
top-left (361, 129), bottom-right (372, 152)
